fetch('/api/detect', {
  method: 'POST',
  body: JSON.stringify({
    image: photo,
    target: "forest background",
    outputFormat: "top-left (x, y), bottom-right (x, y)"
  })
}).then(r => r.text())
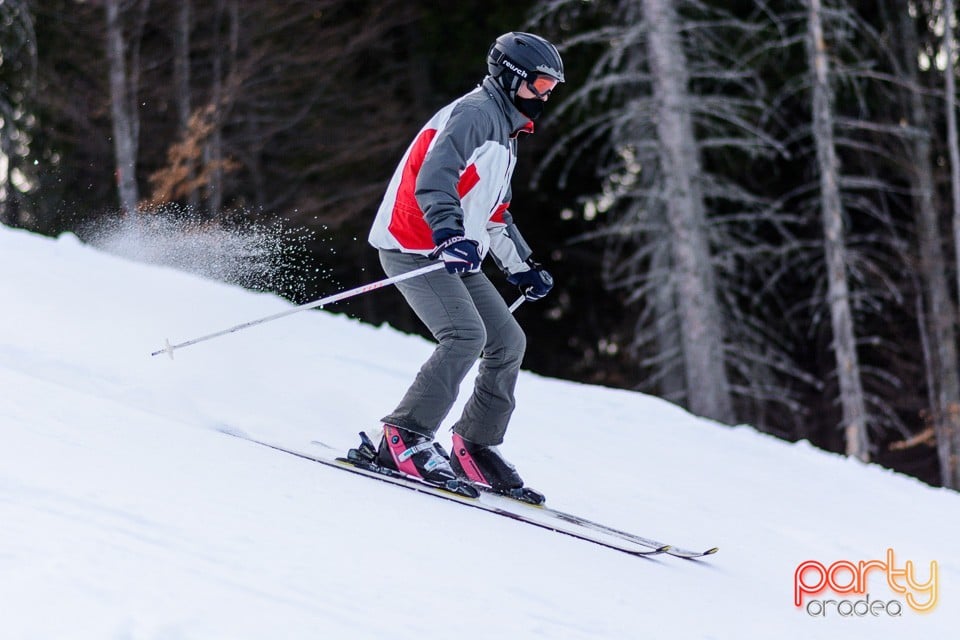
top-left (3, 0), bottom-right (960, 490)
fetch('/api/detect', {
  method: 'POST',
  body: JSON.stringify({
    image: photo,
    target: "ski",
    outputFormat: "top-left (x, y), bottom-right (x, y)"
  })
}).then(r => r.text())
top-left (221, 429), bottom-right (670, 559)
top-left (484, 491), bottom-right (719, 559)
top-left (346, 431), bottom-right (715, 557)
top-left (355, 438), bottom-right (717, 559)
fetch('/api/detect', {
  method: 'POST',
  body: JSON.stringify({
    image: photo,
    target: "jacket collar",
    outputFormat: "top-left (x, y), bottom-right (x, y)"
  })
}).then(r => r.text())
top-left (482, 76), bottom-right (535, 136)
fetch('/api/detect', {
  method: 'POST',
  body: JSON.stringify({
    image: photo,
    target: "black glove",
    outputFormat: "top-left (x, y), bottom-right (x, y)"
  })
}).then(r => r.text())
top-left (507, 260), bottom-right (554, 301)
top-left (430, 229), bottom-right (482, 274)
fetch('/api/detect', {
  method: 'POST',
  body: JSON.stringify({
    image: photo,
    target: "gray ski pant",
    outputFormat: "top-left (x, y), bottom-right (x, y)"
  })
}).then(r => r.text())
top-left (378, 250), bottom-right (526, 445)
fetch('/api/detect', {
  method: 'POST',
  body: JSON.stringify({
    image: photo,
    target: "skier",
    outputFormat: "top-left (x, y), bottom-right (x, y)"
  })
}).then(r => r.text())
top-left (367, 32), bottom-right (564, 497)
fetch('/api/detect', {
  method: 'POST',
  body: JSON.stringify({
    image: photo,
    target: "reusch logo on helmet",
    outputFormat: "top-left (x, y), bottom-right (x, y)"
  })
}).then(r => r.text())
top-left (501, 58), bottom-right (529, 79)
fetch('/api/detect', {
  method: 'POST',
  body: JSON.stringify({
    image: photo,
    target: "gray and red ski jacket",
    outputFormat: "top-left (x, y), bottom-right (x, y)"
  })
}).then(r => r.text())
top-left (368, 77), bottom-right (535, 275)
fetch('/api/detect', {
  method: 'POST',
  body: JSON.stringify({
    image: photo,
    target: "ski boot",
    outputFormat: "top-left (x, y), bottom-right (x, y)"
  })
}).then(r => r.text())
top-left (450, 433), bottom-right (545, 505)
top-left (349, 425), bottom-right (479, 498)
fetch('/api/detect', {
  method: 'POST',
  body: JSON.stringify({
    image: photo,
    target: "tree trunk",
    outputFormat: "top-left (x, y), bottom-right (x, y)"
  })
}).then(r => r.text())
top-left (900, 4), bottom-right (960, 489)
top-left (104, 0), bottom-right (140, 214)
top-left (205, 0), bottom-right (225, 215)
top-left (173, 0), bottom-right (200, 211)
top-left (204, 0), bottom-right (239, 217)
top-left (941, 0), bottom-right (960, 488)
top-left (806, 0), bottom-right (869, 461)
top-left (642, 0), bottom-right (734, 424)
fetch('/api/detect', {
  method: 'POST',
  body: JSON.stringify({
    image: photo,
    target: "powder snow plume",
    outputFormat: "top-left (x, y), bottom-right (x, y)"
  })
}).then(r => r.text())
top-left (82, 207), bottom-right (318, 300)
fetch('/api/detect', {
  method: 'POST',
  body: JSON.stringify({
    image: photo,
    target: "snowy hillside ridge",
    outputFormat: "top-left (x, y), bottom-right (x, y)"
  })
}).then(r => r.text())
top-left (1, 224), bottom-right (957, 640)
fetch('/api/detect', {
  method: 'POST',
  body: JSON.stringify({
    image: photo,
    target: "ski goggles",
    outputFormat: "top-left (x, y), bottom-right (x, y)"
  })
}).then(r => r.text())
top-left (527, 75), bottom-right (559, 99)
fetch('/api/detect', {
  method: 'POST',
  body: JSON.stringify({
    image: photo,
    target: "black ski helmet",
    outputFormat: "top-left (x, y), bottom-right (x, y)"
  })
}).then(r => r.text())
top-left (487, 32), bottom-right (565, 101)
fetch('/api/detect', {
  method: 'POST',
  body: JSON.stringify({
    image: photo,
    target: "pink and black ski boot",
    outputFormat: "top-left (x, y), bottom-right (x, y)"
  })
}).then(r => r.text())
top-left (377, 424), bottom-right (459, 485)
top-left (450, 433), bottom-right (545, 504)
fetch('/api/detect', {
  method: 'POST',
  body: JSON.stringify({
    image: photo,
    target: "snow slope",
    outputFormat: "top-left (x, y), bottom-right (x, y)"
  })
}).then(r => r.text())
top-left (0, 225), bottom-right (957, 639)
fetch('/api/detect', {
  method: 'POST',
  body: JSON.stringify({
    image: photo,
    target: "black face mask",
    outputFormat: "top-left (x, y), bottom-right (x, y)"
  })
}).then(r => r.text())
top-left (514, 95), bottom-right (545, 120)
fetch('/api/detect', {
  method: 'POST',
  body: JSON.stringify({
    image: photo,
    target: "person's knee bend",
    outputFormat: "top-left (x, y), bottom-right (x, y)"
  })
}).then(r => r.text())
top-left (444, 322), bottom-right (487, 360)
top-left (499, 320), bottom-right (527, 366)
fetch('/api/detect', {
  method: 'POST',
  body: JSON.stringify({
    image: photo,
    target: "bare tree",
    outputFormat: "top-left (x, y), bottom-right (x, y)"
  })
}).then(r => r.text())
top-left (947, 0), bottom-right (960, 311)
top-left (892, 1), bottom-right (960, 488)
top-left (772, 0), bottom-right (929, 461)
top-left (200, 0), bottom-right (240, 216)
top-left (531, 1), bottom-right (805, 426)
top-left (642, 0), bottom-right (734, 423)
top-left (805, 0), bottom-right (869, 460)
top-left (104, 0), bottom-right (150, 214)
top-left (171, 0), bottom-right (200, 211)
top-left (941, 0), bottom-right (960, 488)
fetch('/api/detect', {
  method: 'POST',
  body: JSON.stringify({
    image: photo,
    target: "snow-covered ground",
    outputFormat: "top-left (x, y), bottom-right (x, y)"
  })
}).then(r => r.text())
top-left (0, 224), bottom-right (956, 639)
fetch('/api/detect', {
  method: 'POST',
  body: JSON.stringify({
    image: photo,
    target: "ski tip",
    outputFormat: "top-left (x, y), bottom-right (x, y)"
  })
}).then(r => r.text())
top-left (667, 546), bottom-right (719, 559)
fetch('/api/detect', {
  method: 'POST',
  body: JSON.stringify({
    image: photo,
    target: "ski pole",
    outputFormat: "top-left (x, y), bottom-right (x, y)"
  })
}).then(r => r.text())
top-left (151, 261), bottom-right (446, 359)
top-left (508, 296), bottom-right (525, 313)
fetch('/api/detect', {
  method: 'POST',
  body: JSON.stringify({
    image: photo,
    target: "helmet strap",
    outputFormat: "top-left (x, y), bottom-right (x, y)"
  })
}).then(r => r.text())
top-left (495, 71), bottom-right (523, 100)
